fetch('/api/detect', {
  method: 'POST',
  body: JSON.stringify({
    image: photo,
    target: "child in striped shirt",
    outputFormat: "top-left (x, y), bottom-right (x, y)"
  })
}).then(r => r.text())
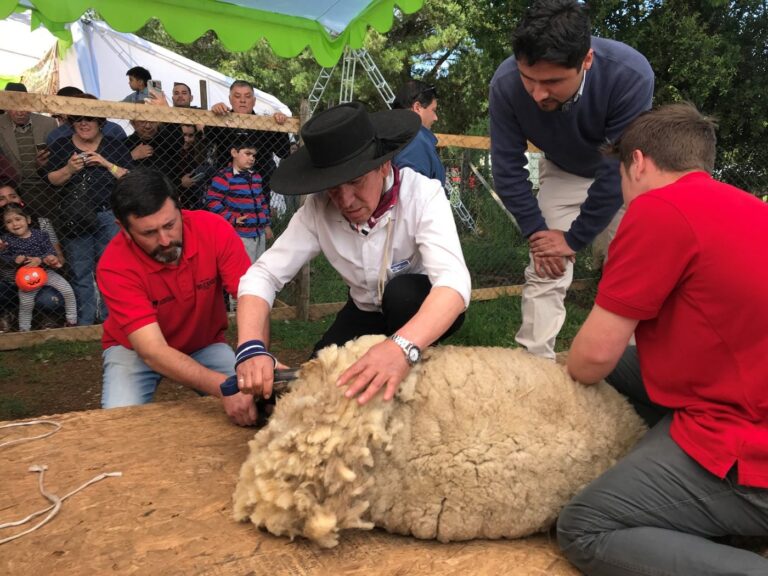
top-left (205, 141), bottom-right (272, 263)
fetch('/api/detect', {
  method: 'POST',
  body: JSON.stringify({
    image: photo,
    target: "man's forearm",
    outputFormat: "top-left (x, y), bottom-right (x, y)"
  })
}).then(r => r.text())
top-left (140, 345), bottom-right (228, 396)
top-left (236, 294), bottom-right (272, 347)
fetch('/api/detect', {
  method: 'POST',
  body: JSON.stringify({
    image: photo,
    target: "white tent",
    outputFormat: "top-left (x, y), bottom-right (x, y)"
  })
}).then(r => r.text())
top-left (0, 11), bottom-right (291, 116)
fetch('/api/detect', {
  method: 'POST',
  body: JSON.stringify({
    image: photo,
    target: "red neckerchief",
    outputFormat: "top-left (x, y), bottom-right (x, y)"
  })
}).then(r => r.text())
top-left (350, 166), bottom-right (401, 235)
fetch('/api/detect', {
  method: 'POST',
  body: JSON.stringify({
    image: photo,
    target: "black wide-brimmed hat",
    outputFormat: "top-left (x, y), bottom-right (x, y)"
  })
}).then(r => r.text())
top-left (271, 102), bottom-right (420, 196)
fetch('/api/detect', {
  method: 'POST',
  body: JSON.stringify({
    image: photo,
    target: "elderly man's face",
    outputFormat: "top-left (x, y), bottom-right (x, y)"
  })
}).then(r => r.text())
top-left (133, 120), bottom-right (160, 141)
top-left (229, 86), bottom-right (255, 114)
top-left (327, 162), bottom-right (390, 224)
top-left (8, 110), bottom-right (30, 126)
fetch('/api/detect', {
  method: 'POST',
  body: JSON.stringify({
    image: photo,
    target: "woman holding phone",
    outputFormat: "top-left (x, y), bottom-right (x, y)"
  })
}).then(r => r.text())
top-left (46, 93), bottom-right (133, 325)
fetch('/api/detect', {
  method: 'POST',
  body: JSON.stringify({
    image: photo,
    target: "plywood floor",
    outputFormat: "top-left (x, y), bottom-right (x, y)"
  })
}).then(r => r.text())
top-left (0, 398), bottom-right (578, 576)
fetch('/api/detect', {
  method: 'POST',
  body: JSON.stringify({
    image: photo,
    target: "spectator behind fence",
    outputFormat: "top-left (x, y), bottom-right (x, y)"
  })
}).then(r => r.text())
top-left (122, 66), bottom-right (152, 103)
top-left (207, 80), bottom-right (291, 194)
top-left (1, 202), bottom-right (77, 331)
top-left (177, 124), bottom-right (209, 210)
top-left (0, 82), bottom-right (57, 218)
top-left (0, 184), bottom-right (65, 331)
top-left (126, 119), bottom-right (184, 181)
top-left (392, 80), bottom-right (446, 187)
top-left (47, 86), bottom-right (126, 145)
top-left (97, 169), bottom-right (253, 425)
top-left (205, 135), bottom-right (272, 263)
top-left (46, 93), bottom-right (133, 325)
top-left (171, 82), bottom-right (195, 108)
top-left (489, 0), bottom-right (654, 359)
top-left (558, 103), bottom-right (768, 576)
top-left (235, 103), bottom-right (470, 409)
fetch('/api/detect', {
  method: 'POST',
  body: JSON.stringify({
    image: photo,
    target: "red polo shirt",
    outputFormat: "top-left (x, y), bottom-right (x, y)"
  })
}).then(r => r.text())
top-left (97, 210), bottom-right (251, 354)
top-left (597, 172), bottom-right (768, 487)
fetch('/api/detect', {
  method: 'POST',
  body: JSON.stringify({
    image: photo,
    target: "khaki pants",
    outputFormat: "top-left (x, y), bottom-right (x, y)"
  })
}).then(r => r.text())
top-left (515, 159), bottom-right (624, 359)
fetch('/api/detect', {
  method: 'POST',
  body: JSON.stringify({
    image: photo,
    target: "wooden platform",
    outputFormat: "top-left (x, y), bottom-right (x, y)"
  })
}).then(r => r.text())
top-left (0, 398), bottom-right (578, 576)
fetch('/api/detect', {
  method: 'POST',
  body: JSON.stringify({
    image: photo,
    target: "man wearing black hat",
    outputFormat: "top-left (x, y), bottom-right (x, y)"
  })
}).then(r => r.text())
top-left (235, 102), bottom-right (471, 406)
top-left (0, 82), bottom-right (57, 217)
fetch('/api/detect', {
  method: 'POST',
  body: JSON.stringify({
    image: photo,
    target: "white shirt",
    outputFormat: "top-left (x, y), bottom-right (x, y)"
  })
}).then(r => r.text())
top-left (238, 167), bottom-right (471, 312)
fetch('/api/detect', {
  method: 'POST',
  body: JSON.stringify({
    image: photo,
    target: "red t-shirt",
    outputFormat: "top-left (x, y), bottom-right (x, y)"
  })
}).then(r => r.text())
top-left (98, 210), bottom-right (251, 354)
top-left (597, 172), bottom-right (768, 487)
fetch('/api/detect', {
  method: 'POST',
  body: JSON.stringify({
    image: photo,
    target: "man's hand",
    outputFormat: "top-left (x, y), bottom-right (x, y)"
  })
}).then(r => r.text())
top-left (34, 147), bottom-right (50, 169)
top-left (180, 173), bottom-right (197, 189)
top-left (337, 339), bottom-right (410, 405)
top-left (265, 226), bottom-right (273, 241)
top-left (273, 112), bottom-right (287, 125)
top-left (211, 102), bottom-right (230, 116)
top-left (529, 230), bottom-right (576, 258)
top-left (221, 392), bottom-right (258, 426)
top-left (131, 143), bottom-right (154, 161)
top-left (533, 254), bottom-right (569, 279)
top-left (235, 354), bottom-right (283, 400)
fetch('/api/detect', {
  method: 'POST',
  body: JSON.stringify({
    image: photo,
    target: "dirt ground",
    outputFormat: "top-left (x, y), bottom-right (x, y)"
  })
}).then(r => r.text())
top-left (0, 335), bottom-right (311, 420)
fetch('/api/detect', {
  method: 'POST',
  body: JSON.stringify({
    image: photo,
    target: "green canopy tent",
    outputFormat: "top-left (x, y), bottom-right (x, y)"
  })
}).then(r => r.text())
top-left (0, 0), bottom-right (424, 66)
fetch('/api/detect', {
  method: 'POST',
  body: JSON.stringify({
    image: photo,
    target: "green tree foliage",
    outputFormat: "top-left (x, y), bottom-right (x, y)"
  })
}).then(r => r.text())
top-left (137, 0), bottom-right (767, 191)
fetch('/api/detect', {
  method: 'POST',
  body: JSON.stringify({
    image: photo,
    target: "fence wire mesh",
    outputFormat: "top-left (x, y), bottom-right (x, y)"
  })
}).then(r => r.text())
top-left (0, 92), bottom-right (765, 334)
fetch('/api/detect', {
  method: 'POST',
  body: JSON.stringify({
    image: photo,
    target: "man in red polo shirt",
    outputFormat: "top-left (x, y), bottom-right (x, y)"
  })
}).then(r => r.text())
top-left (97, 168), bottom-right (256, 425)
top-left (546, 103), bottom-right (768, 575)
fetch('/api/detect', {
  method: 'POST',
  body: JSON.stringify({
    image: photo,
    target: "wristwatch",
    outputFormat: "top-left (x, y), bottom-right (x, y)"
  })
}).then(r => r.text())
top-left (389, 334), bottom-right (422, 366)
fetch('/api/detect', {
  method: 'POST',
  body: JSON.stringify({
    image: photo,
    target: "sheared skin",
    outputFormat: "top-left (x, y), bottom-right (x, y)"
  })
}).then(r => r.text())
top-left (233, 335), bottom-right (646, 547)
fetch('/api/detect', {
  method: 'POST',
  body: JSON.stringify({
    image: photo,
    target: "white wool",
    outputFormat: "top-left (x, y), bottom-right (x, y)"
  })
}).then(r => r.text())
top-left (233, 335), bottom-right (646, 547)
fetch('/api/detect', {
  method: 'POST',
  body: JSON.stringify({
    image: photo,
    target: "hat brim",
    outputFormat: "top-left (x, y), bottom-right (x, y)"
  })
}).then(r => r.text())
top-left (271, 108), bottom-right (421, 196)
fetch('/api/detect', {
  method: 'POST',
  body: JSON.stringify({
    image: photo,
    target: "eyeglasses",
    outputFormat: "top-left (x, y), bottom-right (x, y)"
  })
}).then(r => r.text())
top-left (70, 116), bottom-right (97, 123)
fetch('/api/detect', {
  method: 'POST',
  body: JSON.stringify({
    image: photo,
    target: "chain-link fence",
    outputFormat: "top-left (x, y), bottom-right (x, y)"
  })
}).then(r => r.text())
top-left (0, 91), bottom-right (765, 335)
top-left (0, 91), bottom-right (296, 333)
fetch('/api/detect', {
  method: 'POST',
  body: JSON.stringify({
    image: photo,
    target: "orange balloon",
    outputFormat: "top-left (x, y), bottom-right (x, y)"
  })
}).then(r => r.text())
top-left (15, 266), bottom-right (48, 292)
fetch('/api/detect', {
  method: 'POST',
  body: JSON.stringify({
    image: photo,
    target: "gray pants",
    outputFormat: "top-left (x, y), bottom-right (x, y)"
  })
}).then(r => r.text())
top-left (557, 347), bottom-right (768, 575)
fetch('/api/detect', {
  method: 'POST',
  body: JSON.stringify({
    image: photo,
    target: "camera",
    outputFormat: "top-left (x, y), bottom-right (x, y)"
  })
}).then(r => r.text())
top-left (148, 79), bottom-right (163, 92)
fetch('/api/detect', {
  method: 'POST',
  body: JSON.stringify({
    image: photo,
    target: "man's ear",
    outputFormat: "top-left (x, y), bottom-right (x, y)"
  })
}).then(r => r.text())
top-left (230, 148), bottom-right (238, 158)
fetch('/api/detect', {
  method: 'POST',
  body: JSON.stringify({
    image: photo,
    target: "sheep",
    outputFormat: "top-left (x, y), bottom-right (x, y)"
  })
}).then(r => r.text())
top-left (233, 335), bottom-right (646, 548)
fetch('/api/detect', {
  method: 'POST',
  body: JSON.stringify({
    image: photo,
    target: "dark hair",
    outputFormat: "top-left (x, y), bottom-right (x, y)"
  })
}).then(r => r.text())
top-left (512, 0), bottom-right (591, 69)
top-left (2, 201), bottom-right (29, 222)
top-left (126, 66), bottom-right (152, 83)
top-left (173, 82), bottom-right (192, 92)
top-left (66, 93), bottom-right (106, 127)
top-left (603, 102), bottom-right (718, 174)
top-left (111, 168), bottom-right (180, 229)
top-left (56, 86), bottom-right (84, 97)
top-left (392, 80), bottom-right (437, 110)
top-left (230, 79), bottom-right (255, 93)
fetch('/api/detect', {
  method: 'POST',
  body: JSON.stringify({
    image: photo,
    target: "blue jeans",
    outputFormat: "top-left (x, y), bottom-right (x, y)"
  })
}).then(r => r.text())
top-left (65, 210), bottom-right (119, 325)
top-left (101, 342), bottom-right (235, 408)
top-left (557, 348), bottom-right (768, 576)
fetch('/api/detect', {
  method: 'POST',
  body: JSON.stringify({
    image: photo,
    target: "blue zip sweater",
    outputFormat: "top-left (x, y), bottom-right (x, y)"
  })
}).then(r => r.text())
top-left (489, 37), bottom-right (654, 251)
top-left (395, 125), bottom-right (446, 186)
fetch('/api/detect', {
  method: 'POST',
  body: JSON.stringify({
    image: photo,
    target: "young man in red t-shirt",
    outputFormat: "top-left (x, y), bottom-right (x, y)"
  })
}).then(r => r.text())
top-left (96, 168), bottom-right (256, 426)
top-left (538, 103), bottom-right (768, 575)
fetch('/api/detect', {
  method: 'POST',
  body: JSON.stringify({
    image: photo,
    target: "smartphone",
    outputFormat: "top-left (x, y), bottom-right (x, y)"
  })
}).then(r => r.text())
top-left (148, 79), bottom-right (163, 92)
top-left (35, 143), bottom-right (47, 152)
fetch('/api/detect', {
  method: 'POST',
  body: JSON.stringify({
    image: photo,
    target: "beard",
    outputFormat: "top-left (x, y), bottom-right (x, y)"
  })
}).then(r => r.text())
top-left (151, 241), bottom-right (182, 263)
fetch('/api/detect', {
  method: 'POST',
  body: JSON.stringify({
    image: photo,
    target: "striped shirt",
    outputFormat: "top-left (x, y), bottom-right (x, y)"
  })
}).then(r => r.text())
top-left (205, 165), bottom-right (270, 238)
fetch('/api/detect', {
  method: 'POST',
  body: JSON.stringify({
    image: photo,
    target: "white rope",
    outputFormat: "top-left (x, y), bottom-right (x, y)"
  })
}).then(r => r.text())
top-left (0, 420), bottom-right (122, 545)
top-left (0, 420), bottom-right (61, 448)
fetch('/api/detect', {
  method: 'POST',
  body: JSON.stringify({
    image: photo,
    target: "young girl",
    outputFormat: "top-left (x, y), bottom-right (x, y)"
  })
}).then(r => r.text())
top-left (0, 203), bottom-right (77, 331)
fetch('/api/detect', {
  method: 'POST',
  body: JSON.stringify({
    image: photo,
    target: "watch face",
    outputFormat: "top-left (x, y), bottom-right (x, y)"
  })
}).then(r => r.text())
top-left (407, 347), bottom-right (420, 363)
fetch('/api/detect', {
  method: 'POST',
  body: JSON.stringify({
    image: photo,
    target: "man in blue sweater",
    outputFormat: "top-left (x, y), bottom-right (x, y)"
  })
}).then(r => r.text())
top-left (392, 80), bottom-right (446, 187)
top-left (490, 0), bottom-right (654, 359)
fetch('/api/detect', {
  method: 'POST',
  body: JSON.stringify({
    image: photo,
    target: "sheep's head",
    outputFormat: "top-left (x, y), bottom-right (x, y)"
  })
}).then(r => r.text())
top-left (232, 335), bottom-right (417, 547)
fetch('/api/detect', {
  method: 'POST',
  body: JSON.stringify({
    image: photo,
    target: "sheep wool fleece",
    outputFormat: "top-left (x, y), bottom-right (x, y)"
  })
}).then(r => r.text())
top-left (233, 335), bottom-right (646, 548)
